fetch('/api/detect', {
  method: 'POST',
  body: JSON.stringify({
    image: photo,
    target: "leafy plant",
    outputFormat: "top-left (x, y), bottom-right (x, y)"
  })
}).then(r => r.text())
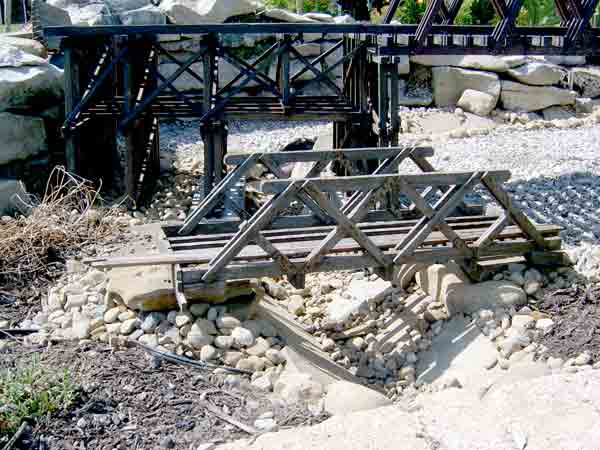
top-left (0, 357), bottom-right (78, 436)
top-left (469, 0), bottom-right (495, 24)
top-left (396, 0), bottom-right (427, 23)
top-left (519, 0), bottom-right (560, 25)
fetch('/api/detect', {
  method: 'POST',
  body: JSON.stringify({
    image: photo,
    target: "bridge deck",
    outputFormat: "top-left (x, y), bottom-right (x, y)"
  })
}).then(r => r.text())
top-left (85, 95), bottom-right (357, 121)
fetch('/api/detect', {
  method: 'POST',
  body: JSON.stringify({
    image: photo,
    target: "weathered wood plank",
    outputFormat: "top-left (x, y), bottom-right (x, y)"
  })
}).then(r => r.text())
top-left (261, 171), bottom-right (511, 194)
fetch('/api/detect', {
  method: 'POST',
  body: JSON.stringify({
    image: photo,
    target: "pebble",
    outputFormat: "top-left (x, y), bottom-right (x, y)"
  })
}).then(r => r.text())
top-left (574, 351), bottom-right (592, 366)
top-left (547, 356), bottom-right (564, 370)
top-left (141, 312), bottom-right (164, 333)
top-left (200, 345), bottom-right (217, 361)
top-left (231, 326), bottom-right (255, 347)
top-left (120, 318), bottom-right (140, 335)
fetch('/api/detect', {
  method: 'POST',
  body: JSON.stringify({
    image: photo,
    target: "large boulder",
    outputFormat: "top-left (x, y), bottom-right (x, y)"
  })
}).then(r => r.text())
top-left (443, 281), bottom-right (527, 315)
top-left (571, 66), bottom-right (600, 98)
top-left (38, 2), bottom-right (72, 26)
top-left (431, 66), bottom-right (500, 108)
top-left (0, 64), bottom-right (64, 111)
top-left (0, 46), bottom-right (47, 68)
top-left (120, 6), bottom-right (167, 25)
top-left (106, 265), bottom-right (177, 311)
top-left (0, 179), bottom-right (27, 214)
top-left (261, 8), bottom-right (319, 23)
top-left (411, 55), bottom-right (526, 72)
top-left (0, 113), bottom-right (47, 165)
top-left (500, 80), bottom-right (577, 112)
top-left (457, 89), bottom-right (496, 116)
top-left (324, 381), bottom-right (392, 416)
top-left (0, 37), bottom-right (47, 58)
top-left (159, 0), bottom-right (262, 24)
top-left (507, 62), bottom-right (566, 86)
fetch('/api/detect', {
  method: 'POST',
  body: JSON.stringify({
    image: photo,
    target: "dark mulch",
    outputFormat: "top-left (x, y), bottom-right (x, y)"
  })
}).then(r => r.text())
top-left (0, 342), bottom-right (328, 450)
top-left (538, 283), bottom-right (600, 363)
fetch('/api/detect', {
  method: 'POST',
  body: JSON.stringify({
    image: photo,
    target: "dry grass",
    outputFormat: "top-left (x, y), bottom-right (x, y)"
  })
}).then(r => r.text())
top-left (0, 166), bottom-right (122, 294)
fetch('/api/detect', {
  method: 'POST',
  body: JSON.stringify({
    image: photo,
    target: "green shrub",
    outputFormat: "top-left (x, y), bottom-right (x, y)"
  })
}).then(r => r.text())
top-left (396, 0), bottom-right (426, 23)
top-left (0, 357), bottom-right (77, 436)
top-left (469, 0), bottom-right (495, 24)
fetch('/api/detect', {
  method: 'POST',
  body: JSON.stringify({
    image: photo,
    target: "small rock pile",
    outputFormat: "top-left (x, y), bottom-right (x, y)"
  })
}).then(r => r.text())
top-left (24, 265), bottom-right (290, 395)
top-left (264, 272), bottom-right (447, 400)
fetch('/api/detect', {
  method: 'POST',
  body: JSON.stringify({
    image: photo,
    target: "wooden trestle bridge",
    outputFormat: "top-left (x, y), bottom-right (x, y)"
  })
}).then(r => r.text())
top-left (47, 0), bottom-right (599, 297)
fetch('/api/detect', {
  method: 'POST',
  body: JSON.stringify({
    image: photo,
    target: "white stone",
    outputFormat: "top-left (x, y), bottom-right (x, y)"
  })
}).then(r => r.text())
top-left (574, 351), bottom-right (592, 366)
top-left (0, 113), bottom-right (47, 165)
top-left (511, 315), bottom-right (535, 330)
top-left (535, 318), bottom-right (555, 334)
top-left (159, 0), bottom-right (261, 24)
top-left (139, 334), bottom-right (159, 347)
top-left (500, 81), bottom-right (577, 112)
top-left (231, 326), bottom-right (255, 347)
top-left (287, 295), bottom-right (305, 316)
top-left (186, 331), bottom-right (212, 349)
top-left (216, 315), bottom-right (241, 329)
top-left (0, 37), bottom-right (46, 58)
top-left (346, 278), bottom-right (392, 304)
top-left (120, 318), bottom-right (140, 335)
top-left (507, 62), bottom-right (566, 86)
top-left (104, 307), bottom-right (121, 324)
top-left (200, 344), bottom-right (217, 361)
top-left (254, 417), bottom-right (278, 431)
top-left (326, 294), bottom-right (366, 324)
top-left (246, 337), bottom-right (271, 357)
top-left (457, 89), bottom-right (497, 116)
top-left (214, 335), bottom-right (234, 349)
top-left (251, 375), bottom-right (273, 392)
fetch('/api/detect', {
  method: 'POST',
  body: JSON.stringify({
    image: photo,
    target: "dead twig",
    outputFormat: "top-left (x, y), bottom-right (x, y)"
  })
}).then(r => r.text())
top-left (132, 341), bottom-right (252, 376)
top-left (2, 422), bottom-right (28, 450)
top-left (199, 400), bottom-right (258, 435)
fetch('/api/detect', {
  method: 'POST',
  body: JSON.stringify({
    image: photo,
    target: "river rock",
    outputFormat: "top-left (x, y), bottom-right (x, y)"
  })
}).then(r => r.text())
top-left (141, 312), bottom-right (164, 333)
top-left (431, 67), bottom-right (500, 107)
top-left (506, 62), bottom-right (566, 86)
top-left (500, 81), bottom-right (577, 112)
top-left (457, 89), bottom-right (496, 116)
top-left (231, 326), bottom-right (255, 347)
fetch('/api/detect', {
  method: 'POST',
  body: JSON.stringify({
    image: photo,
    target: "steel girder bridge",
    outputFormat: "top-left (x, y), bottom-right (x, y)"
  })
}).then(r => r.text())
top-left (44, 0), bottom-right (600, 202)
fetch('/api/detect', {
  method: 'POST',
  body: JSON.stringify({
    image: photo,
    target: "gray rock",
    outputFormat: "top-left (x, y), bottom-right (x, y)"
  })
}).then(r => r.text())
top-left (120, 6), bottom-right (166, 25)
top-left (120, 318), bottom-right (141, 335)
top-left (432, 66), bottom-right (500, 108)
top-left (457, 89), bottom-right (496, 116)
top-left (500, 81), bottom-right (577, 112)
top-left (0, 37), bottom-right (46, 58)
top-left (0, 63), bottom-right (63, 111)
top-left (571, 66), bottom-right (600, 98)
top-left (200, 344), bottom-right (217, 361)
top-left (0, 113), bottom-right (47, 165)
top-left (507, 62), bottom-right (566, 86)
top-left (190, 303), bottom-right (210, 317)
top-left (141, 312), bottom-right (164, 333)
top-left (214, 335), bottom-right (234, 349)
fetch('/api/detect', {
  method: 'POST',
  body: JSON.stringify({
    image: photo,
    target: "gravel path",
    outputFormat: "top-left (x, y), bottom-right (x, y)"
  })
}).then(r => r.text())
top-left (160, 119), bottom-right (600, 246)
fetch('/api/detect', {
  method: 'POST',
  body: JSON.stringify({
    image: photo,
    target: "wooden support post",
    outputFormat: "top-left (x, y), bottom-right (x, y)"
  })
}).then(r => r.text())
top-left (201, 34), bottom-right (217, 198)
top-left (280, 38), bottom-right (291, 110)
top-left (63, 39), bottom-right (81, 173)
top-left (201, 122), bottom-right (215, 198)
top-left (123, 38), bottom-right (137, 202)
top-left (377, 61), bottom-right (388, 147)
top-left (214, 121), bottom-right (228, 186)
top-left (389, 59), bottom-right (400, 147)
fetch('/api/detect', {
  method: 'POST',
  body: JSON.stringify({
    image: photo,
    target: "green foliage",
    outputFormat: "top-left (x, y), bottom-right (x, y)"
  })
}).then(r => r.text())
top-left (519, 0), bottom-right (560, 25)
top-left (265, 0), bottom-right (334, 13)
top-left (396, 0), bottom-right (426, 23)
top-left (469, 0), bottom-right (495, 24)
top-left (0, 358), bottom-right (78, 436)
